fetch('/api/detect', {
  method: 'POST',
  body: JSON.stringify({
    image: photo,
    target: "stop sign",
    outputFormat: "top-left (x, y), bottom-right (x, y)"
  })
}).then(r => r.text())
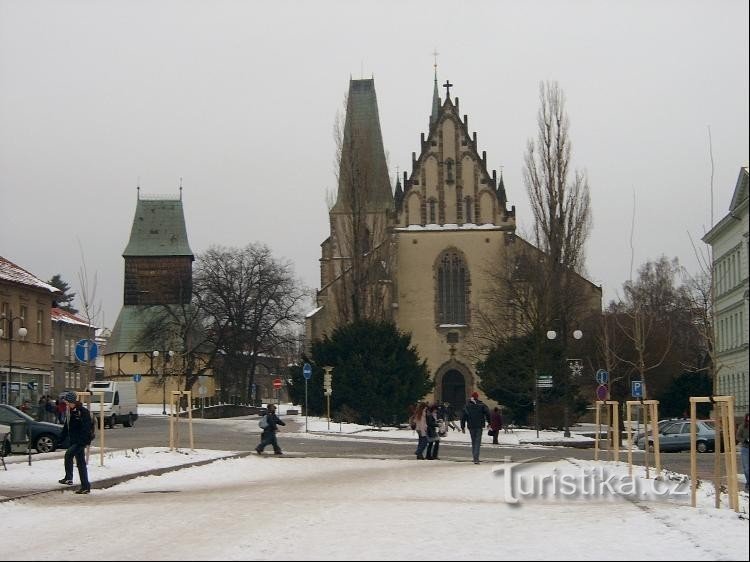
top-left (273, 378), bottom-right (283, 389)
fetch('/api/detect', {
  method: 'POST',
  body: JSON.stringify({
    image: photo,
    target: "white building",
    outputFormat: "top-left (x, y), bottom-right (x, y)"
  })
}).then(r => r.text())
top-left (703, 166), bottom-right (749, 418)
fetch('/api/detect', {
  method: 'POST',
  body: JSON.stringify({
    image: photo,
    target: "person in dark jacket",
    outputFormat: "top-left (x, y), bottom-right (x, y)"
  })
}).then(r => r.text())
top-left (255, 404), bottom-right (286, 455)
top-left (56, 391), bottom-right (94, 494)
top-left (461, 392), bottom-right (491, 464)
top-left (489, 407), bottom-right (503, 445)
top-left (425, 404), bottom-right (441, 460)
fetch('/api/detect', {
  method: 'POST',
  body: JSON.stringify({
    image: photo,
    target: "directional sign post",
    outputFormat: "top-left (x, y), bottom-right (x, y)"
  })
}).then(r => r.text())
top-left (303, 363), bottom-right (312, 432)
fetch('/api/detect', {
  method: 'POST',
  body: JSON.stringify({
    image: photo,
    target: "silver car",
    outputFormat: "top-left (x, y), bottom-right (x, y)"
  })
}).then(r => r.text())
top-left (637, 420), bottom-right (716, 453)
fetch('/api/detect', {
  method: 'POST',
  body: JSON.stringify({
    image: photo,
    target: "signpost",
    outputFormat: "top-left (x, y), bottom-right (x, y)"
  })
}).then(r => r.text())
top-left (303, 363), bottom-right (312, 432)
top-left (323, 367), bottom-right (333, 431)
top-left (596, 384), bottom-right (608, 401)
top-left (74, 339), bottom-right (98, 363)
top-left (595, 369), bottom-right (609, 385)
top-left (133, 374), bottom-right (142, 383)
top-left (534, 373), bottom-right (553, 438)
top-left (273, 378), bottom-right (282, 411)
top-left (631, 380), bottom-right (643, 398)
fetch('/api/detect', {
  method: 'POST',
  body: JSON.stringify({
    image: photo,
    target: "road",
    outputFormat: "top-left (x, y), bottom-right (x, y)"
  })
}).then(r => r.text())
top-left (88, 413), bottom-right (725, 478)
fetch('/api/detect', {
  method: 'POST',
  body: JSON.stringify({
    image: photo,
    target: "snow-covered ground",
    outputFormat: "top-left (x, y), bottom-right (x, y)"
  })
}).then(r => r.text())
top-left (0, 445), bottom-right (747, 560)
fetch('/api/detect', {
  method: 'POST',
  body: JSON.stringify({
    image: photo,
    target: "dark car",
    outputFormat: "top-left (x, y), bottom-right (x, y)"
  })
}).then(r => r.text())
top-left (0, 404), bottom-right (67, 454)
top-left (637, 419), bottom-right (716, 453)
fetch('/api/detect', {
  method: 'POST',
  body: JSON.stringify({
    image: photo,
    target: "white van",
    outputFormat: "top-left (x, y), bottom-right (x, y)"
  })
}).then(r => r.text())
top-left (87, 381), bottom-right (139, 429)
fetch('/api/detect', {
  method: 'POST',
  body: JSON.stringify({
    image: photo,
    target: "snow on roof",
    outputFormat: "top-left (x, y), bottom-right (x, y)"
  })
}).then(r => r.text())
top-left (305, 306), bottom-right (323, 318)
top-left (51, 307), bottom-right (95, 328)
top-left (396, 223), bottom-right (500, 232)
top-left (0, 256), bottom-right (59, 293)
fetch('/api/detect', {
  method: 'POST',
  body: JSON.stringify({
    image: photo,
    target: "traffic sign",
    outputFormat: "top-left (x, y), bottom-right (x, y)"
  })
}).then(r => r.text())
top-left (595, 369), bottom-right (609, 385)
top-left (536, 375), bottom-right (553, 388)
top-left (75, 339), bottom-right (98, 362)
top-left (273, 378), bottom-right (283, 389)
top-left (198, 385), bottom-right (207, 396)
top-left (133, 374), bottom-right (142, 383)
top-left (596, 384), bottom-right (608, 400)
top-left (303, 363), bottom-right (312, 380)
top-left (631, 380), bottom-right (643, 398)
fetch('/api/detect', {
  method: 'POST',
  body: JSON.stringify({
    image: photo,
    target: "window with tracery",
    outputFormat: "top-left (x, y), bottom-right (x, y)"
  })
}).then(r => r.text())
top-left (437, 251), bottom-right (467, 324)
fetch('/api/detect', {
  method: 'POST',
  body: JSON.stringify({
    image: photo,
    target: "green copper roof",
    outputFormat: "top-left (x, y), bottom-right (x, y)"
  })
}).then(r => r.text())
top-left (332, 79), bottom-right (393, 213)
top-left (123, 197), bottom-right (193, 257)
top-left (106, 305), bottom-right (166, 353)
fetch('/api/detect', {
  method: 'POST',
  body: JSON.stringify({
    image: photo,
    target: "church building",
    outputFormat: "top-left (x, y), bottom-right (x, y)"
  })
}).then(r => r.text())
top-left (307, 74), bottom-right (601, 410)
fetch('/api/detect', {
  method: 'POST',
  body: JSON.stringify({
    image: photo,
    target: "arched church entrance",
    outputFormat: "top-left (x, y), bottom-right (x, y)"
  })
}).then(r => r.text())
top-left (441, 369), bottom-right (466, 411)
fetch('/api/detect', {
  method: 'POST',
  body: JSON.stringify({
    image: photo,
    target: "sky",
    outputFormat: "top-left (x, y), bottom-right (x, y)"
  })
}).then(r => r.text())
top-left (1, 409), bottom-right (748, 559)
top-left (1, 0), bottom-right (748, 330)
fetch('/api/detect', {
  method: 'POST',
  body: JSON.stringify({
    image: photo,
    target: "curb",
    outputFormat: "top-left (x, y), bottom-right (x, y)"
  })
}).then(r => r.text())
top-left (0, 451), bottom-right (254, 504)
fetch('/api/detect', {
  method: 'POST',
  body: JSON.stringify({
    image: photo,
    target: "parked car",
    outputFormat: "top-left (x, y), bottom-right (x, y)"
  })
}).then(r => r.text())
top-left (631, 418), bottom-right (685, 444)
top-left (637, 419), bottom-right (716, 453)
top-left (0, 404), bottom-right (67, 454)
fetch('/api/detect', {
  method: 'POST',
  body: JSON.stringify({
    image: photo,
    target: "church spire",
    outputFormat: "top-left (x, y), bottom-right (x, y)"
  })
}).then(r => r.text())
top-left (430, 50), bottom-right (440, 127)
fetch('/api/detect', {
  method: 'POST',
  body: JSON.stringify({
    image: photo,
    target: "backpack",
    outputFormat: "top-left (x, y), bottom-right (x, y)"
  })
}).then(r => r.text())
top-left (258, 415), bottom-right (269, 430)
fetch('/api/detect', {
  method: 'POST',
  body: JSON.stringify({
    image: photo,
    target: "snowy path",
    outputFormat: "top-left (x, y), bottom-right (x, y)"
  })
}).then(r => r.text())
top-left (1, 454), bottom-right (747, 560)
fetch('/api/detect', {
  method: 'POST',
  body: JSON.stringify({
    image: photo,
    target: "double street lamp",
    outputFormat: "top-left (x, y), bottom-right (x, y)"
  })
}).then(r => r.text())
top-left (0, 314), bottom-right (28, 405)
top-left (546, 329), bottom-right (583, 438)
top-left (151, 350), bottom-right (175, 415)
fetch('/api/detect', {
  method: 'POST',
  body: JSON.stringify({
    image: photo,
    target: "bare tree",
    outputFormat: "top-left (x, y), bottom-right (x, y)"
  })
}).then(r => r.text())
top-left (194, 244), bottom-right (307, 402)
top-left (523, 81), bottom-right (592, 334)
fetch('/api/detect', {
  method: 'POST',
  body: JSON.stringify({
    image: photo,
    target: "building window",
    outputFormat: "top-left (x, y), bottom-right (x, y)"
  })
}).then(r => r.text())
top-left (464, 197), bottom-right (473, 223)
top-left (1, 302), bottom-right (8, 337)
top-left (133, 354), bottom-right (138, 363)
top-left (429, 198), bottom-right (437, 224)
top-left (37, 310), bottom-right (43, 343)
top-left (65, 339), bottom-right (70, 358)
top-left (437, 251), bottom-right (468, 325)
top-left (51, 337), bottom-right (54, 356)
top-left (445, 159), bottom-right (454, 183)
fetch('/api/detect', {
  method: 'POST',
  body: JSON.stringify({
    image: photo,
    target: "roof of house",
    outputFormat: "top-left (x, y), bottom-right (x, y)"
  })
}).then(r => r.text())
top-left (51, 307), bottom-right (94, 328)
top-left (0, 256), bottom-right (59, 293)
top-left (122, 195), bottom-right (193, 257)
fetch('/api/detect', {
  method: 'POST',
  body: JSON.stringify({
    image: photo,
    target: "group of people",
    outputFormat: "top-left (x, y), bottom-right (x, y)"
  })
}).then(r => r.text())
top-left (409, 393), bottom-right (504, 464)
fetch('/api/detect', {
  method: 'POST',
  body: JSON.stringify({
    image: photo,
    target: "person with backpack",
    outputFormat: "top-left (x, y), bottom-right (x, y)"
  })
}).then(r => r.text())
top-left (255, 403), bottom-right (286, 455)
top-left (56, 391), bottom-right (95, 494)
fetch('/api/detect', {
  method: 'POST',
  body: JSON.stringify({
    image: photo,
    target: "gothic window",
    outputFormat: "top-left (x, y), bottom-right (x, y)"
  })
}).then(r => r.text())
top-left (437, 251), bottom-right (468, 325)
top-left (464, 197), bottom-right (473, 223)
top-left (445, 159), bottom-right (454, 183)
top-left (429, 198), bottom-right (437, 224)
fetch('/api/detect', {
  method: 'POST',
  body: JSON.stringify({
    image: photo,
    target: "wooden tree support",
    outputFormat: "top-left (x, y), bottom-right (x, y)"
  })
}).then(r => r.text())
top-left (594, 400), bottom-right (620, 462)
top-left (689, 396), bottom-right (739, 511)
top-left (169, 390), bottom-right (194, 451)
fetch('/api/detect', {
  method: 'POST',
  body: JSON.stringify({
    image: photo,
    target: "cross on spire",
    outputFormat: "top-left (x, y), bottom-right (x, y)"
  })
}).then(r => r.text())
top-left (432, 49), bottom-right (439, 72)
top-left (443, 80), bottom-right (453, 98)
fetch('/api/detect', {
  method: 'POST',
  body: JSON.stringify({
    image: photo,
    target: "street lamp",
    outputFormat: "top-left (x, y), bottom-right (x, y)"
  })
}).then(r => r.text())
top-left (1, 314), bottom-right (28, 405)
top-left (547, 329), bottom-right (583, 438)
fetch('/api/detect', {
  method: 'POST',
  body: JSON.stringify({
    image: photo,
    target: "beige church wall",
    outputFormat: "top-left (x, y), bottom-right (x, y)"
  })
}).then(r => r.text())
top-left (461, 155), bottom-right (475, 197)
top-left (395, 228), bottom-right (510, 402)
top-left (442, 118), bottom-right (456, 159)
top-left (407, 193), bottom-right (421, 226)
top-left (479, 191), bottom-right (495, 224)
top-left (425, 156), bottom-right (438, 201)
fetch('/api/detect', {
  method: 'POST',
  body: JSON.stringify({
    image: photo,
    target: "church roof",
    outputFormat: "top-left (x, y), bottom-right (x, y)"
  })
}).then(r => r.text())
top-left (123, 194), bottom-right (193, 257)
top-left (332, 78), bottom-right (393, 213)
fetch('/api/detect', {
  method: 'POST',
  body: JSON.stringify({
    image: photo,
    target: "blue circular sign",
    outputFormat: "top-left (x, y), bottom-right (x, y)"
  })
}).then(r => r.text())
top-left (303, 363), bottom-right (312, 380)
top-left (133, 374), bottom-right (142, 383)
top-left (75, 339), bottom-right (98, 362)
top-left (595, 369), bottom-right (609, 385)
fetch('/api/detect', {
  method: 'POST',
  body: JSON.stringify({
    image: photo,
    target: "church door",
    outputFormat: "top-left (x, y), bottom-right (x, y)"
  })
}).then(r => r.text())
top-left (441, 370), bottom-right (466, 412)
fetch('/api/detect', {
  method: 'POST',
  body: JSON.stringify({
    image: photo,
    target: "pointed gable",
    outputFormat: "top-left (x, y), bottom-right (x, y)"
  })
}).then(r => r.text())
top-left (397, 82), bottom-right (514, 229)
top-left (729, 166), bottom-right (749, 211)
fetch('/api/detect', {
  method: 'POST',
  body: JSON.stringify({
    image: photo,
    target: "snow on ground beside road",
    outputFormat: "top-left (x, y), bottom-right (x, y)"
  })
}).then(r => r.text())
top-left (0, 449), bottom-right (747, 560)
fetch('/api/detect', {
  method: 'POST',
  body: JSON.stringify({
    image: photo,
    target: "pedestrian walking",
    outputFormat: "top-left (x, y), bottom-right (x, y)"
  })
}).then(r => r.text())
top-left (55, 399), bottom-right (66, 424)
top-left (425, 404), bottom-right (441, 460)
top-left (56, 391), bottom-right (95, 495)
top-left (489, 407), bottom-right (503, 445)
top-left (410, 402), bottom-right (428, 460)
top-left (738, 413), bottom-right (749, 493)
top-left (461, 392), bottom-right (491, 464)
top-left (255, 404), bottom-right (286, 455)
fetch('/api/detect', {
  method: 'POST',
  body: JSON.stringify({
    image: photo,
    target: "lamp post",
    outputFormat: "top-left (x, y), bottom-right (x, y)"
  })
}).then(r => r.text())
top-left (547, 328), bottom-right (583, 438)
top-left (1, 314), bottom-right (28, 405)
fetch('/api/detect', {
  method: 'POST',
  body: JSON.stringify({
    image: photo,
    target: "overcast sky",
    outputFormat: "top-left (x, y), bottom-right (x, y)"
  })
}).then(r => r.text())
top-left (1, 0), bottom-right (748, 330)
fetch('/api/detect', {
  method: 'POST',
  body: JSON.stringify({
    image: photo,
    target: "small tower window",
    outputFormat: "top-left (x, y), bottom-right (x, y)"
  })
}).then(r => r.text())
top-left (464, 197), bottom-right (473, 223)
top-left (445, 159), bottom-right (454, 184)
top-left (429, 198), bottom-right (437, 224)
